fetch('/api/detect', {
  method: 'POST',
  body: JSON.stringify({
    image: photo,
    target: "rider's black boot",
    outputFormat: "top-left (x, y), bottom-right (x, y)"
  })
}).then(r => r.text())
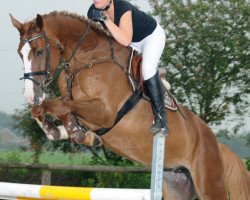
top-left (144, 72), bottom-right (168, 134)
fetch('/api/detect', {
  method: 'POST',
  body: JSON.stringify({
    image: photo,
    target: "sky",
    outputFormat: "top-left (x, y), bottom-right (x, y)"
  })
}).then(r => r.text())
top-left (0, 0), bottom-right (150, 114)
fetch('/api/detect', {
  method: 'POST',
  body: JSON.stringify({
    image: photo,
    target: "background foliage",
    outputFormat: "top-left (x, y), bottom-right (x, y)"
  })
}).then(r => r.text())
top-left (149, 0), bottom-right (250, 134)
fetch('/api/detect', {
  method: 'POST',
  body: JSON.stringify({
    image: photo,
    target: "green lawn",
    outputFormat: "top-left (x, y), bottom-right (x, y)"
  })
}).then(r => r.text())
top-left (0, 149), bottom-right (249, 171)
top-left (0, 149), bottom-right (93, 165)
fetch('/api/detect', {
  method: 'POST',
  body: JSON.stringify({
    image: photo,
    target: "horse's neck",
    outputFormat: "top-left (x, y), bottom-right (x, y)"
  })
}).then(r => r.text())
top-left (45, 16), bottom-right (132, 102)
top-left (45, 15), bottom-right (130, 69)
top-left (44, 17), bottom-right (90, 59)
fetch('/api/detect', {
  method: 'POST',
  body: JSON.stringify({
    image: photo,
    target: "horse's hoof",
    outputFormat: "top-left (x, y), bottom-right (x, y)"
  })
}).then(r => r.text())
top-left (93, 135), bottom-right (102, 147)
top-left (84, 131), bottom-right (102, 147)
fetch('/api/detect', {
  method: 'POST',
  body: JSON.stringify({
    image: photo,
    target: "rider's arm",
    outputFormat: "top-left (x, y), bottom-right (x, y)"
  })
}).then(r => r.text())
top-left (104, 11), bottom-right (133, 46)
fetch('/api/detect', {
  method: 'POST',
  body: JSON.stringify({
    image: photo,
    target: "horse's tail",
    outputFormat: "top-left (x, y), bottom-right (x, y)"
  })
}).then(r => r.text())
top-left (218, 143), bottom-right (250, 200)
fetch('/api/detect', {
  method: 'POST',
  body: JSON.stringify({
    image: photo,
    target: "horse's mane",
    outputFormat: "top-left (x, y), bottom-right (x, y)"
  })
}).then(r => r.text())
top-left (40, 10), bottom-right (112, 37)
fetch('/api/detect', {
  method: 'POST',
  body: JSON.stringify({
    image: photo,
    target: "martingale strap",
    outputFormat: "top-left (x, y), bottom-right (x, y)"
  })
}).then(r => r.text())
top-left (95, 90), bottom-right (142, 136)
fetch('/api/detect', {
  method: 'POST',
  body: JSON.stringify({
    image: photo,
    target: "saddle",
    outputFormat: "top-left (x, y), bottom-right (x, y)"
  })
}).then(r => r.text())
top-left (128, 48), bottom-right (177, 111)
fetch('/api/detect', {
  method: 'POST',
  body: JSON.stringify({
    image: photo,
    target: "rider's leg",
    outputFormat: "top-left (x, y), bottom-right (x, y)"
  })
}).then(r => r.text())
top-left (140, 23), bottom-right (167, 134)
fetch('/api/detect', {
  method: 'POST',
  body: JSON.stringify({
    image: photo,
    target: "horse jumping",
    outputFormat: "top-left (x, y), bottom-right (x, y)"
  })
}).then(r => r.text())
top-left (10, 11), bottom-right (249, 199)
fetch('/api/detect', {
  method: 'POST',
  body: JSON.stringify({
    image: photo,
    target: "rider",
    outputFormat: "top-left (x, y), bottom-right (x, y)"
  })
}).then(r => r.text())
top-left (87, 0), bottom-right (168, 134)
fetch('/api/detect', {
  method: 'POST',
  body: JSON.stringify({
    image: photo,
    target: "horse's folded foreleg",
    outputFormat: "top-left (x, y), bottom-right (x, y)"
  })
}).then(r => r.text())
top-left (31, 99), bottom-right (102, 146)
top-left (32, 99), bottom-right (102, 146)
top-left (31, 100), bottom-right (70, 141)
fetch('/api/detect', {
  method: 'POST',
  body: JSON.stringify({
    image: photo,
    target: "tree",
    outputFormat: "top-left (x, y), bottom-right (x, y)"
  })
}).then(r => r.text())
top-left (149, 0), bottom-right (250, 134)
top-left (12, 107), bottom-right (46, 162)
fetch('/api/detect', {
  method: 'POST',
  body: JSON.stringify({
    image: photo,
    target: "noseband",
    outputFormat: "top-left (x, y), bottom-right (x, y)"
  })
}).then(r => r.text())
top-left (20, 32), bottom-right (51, 90)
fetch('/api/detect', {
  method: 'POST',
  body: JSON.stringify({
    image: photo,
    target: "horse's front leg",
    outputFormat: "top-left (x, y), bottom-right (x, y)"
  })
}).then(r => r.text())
top-left (31, 98), bottom-right (70, 141)
top-left (31, 99), bottom-right (102, 146)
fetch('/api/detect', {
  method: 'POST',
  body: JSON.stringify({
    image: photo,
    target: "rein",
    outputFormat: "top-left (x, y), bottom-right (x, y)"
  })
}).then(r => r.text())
top-left (67, 23), bottom-right (91, 64)
top-left (61, 22), bottom-right (123, 96)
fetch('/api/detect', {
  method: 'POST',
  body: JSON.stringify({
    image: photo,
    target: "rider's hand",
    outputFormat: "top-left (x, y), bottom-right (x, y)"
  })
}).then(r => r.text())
top-left (91, 9), bottom-right (108, 23)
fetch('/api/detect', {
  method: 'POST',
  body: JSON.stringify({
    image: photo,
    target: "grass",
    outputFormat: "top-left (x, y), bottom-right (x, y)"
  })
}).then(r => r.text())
top-left (0, 149), bottom-right (151, 188)
top-left (0, 149), bottom-right (249, 171)
top-left (0, 149), bottom-right (93, 165)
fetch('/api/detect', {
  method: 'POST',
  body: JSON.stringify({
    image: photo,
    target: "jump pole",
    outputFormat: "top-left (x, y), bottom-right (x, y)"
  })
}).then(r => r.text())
top-left (0, 182), bottom-right (150, 200)
top-left (150, 131), bottom-right (166, 200)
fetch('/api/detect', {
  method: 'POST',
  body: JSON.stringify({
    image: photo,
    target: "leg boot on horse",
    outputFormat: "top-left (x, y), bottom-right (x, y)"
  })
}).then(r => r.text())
top-left (144, 72), bottom-right (168, 134)
top-left (31, 102), bottom-right (102, 147)
top-left (66, 114), bottom-right (102, 147)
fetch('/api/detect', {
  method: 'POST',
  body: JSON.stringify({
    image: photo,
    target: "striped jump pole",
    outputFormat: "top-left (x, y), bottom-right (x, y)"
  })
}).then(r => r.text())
top-left (0, 182), bottom-right (150, 200)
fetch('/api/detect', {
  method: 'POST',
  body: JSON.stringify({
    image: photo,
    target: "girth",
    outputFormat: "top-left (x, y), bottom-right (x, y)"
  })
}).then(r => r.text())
top-left (95, 90), bottom-right (142, 136)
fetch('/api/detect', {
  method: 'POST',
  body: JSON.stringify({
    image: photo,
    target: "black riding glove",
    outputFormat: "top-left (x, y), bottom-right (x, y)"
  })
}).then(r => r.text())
top-left (91, 9), bottom-right (108, 23)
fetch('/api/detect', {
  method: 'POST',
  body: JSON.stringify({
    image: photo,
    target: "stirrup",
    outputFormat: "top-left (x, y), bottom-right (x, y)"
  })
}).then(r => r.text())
top-left (151, 123), bottom-right (167, 135)
top-left (151, 115), bottom-right (168, 135)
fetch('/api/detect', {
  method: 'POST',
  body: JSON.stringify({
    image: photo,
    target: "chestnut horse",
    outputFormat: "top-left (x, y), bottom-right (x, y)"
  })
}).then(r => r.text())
top-left (10, 12), bottom-right (249, 200)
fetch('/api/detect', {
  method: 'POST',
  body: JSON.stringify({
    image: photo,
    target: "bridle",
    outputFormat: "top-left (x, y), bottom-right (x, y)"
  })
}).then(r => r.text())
top-left (20, 32), bottom-right (52, 90)
top-left (19, 23), bottom-right (91, 91)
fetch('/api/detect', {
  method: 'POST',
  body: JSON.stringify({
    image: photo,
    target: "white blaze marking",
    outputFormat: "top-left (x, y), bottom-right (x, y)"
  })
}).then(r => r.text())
top-left (20, 43), bottom-right (34, 104)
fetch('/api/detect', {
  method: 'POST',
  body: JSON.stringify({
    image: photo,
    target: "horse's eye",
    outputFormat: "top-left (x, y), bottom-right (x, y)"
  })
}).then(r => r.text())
top-left (36, 49), bottom-right (44, 57)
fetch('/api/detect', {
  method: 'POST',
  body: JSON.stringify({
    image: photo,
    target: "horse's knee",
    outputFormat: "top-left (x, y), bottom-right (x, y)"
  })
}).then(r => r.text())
top-left (31, 105), bottom-right (45, 119)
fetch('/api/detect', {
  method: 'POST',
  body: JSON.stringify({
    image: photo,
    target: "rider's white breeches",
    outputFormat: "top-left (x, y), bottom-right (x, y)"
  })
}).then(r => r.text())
top-left (130, 23), bottom-right (166, 81)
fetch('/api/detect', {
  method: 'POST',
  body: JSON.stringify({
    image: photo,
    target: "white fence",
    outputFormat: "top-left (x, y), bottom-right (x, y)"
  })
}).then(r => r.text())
top-left (0, 182), bottom-right (150, 200)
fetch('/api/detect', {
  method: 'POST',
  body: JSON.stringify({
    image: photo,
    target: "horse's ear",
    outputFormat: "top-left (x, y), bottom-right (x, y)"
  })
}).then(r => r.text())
top-left (36, 14), bottom-right (44, 31)
top-left (9, 14), bottom-right (23, 33)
